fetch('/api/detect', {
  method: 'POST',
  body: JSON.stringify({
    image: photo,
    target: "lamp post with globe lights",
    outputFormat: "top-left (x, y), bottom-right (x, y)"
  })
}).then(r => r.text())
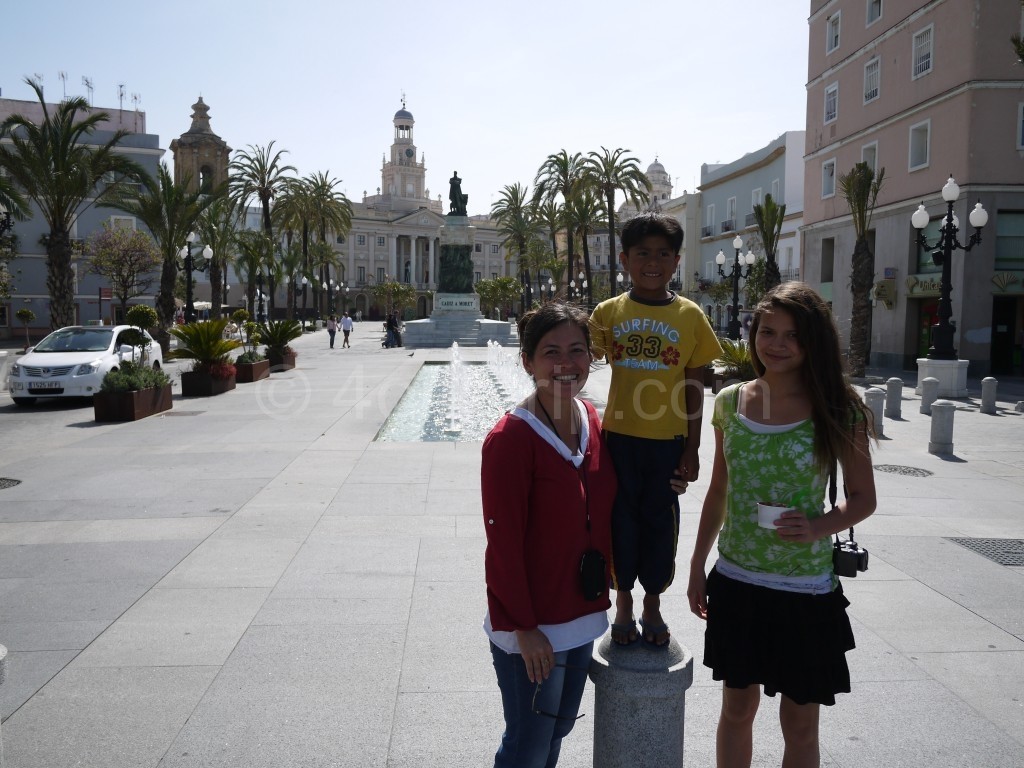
top-left (716, 235), bottom-right (756, 340)
top-left (911, 176), bottom-right (988, 361)
top-left (179, 232), bottom-right (213, 323)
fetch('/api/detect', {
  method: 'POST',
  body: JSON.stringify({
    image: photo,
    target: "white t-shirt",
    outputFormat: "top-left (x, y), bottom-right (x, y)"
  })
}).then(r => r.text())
top-left (341, 316), bottom-right (354, 331)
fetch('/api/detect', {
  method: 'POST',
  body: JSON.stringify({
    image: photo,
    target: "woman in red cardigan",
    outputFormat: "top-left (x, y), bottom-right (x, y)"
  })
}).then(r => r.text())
top-left (482, 301), bottom-right (616, 768)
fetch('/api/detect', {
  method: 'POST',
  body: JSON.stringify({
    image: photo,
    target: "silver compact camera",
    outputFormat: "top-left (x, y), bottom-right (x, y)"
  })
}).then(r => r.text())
top-left (833, 539), bottom-right (869, 577)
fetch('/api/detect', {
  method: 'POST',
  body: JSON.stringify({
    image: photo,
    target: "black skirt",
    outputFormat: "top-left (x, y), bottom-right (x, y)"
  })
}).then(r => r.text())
top-left (703, 565), bottom-right (856, 706)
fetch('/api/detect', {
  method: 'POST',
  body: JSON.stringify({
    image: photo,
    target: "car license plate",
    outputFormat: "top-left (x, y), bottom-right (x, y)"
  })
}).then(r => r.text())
top-left (30, 381), bottom-right (63, 389)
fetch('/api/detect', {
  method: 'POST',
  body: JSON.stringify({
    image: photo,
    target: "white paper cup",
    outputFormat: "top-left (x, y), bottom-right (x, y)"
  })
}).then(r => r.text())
top-left (756, 502), bottom-right (791, 529)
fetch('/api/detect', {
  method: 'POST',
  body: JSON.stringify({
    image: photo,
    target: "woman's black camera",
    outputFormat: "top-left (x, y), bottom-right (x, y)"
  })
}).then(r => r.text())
top-left (833, 540), bottom-right (869, 577)
top-left (579, 549), bottom-right (607, 600)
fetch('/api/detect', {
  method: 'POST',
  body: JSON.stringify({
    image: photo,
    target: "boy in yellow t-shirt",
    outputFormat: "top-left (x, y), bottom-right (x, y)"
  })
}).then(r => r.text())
top-left (591, 213), bottom-right (722, 647)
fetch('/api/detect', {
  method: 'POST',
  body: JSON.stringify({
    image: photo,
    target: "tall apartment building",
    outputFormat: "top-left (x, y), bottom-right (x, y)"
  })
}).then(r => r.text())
top-left (802, 0), bottom-right (1024, 373)
top-left (698, 131), bottom-right (805, 332)
top-left (0, 97), bottom-right (162, 338)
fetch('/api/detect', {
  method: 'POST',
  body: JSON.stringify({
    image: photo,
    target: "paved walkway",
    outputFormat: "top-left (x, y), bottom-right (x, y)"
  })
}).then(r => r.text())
top-left (0, 325), bottom-right (1022, 767)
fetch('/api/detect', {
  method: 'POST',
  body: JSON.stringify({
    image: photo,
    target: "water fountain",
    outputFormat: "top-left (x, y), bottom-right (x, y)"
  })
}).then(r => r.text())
top-left (377, 341), bottom-right (532, 442)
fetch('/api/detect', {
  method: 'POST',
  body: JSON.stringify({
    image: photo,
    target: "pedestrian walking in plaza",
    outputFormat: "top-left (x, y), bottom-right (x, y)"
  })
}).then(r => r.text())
top-left (687, 282), bottom-right (877, 768)
top-left (326, 315), bottom-right (339, 349)
top-left (481, 301), bottom-right (615, 768)
top-left (341, 312), bottom-right (353, 348)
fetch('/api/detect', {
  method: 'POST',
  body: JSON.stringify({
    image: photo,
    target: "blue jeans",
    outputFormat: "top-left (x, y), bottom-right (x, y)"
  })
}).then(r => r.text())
top-left (490, 640), bottom-right (593, 768)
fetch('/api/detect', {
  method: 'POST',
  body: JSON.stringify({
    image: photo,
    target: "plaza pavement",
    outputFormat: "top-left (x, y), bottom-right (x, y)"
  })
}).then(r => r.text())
top-left (0, 323), bottom-right (1023, 768)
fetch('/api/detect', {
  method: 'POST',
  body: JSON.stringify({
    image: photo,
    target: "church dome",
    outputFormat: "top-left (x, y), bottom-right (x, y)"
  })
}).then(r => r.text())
top-left (394, 108), bottom-right (414, 121)
top-left (647, 159), bottom-right (666, 174)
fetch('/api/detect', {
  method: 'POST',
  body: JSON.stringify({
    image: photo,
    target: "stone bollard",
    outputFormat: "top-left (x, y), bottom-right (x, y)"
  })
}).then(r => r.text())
top-left (885, 377), bottom-right (903, 419)
top-left (929, 400), bottom-right (956, 455)
top-left (589, 635), bottom-right (693, 767)
top-left (1, 643), bottom-right (6, 767)
top-left (981, 377), bottom-right (998, 415)
top-left (920, 377), bottom-right (939, 415)
top-left (864, 387), bottom-right (885, 438)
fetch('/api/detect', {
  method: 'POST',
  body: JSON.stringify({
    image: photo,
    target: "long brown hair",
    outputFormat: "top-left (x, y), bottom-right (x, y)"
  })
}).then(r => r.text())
top-left (749, 282), bottom-right (874, 470)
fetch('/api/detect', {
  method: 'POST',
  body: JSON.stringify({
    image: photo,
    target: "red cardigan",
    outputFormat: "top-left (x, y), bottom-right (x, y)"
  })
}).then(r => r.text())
top-left (482, 400), bottom-right (616, 631)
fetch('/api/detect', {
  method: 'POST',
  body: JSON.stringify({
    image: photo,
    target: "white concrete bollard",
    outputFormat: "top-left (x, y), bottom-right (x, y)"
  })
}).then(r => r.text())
top-left (885, 377), bottom-right (903, 419)
top-left (981, 377), bottom-right (998, 415)
top-left (864, 387), bottom-right (885, 438)
top-left (920, 377), bottom-right (939, 415)
top-left (929, 400), bottom-right (956, 455)
top-left (589, 636), bottom-right (694, 768)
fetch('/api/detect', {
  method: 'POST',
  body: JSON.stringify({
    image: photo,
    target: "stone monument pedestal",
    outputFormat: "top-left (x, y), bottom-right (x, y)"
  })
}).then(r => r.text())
top-left (916, 358), bottom-right (969, 398)
top-left (402, 215), bottom-right (512, 348)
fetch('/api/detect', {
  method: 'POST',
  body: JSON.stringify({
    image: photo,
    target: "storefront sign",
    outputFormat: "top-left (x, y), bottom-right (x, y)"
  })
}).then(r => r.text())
top-left (905, 274), bottom-right (942, 297)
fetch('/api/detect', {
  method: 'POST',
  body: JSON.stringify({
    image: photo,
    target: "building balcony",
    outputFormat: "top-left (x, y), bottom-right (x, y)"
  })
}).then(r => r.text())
top-left (720, 220), bottom-right (735, 234)
top-left (745, 213), bottom-right (757, 227)
top-left (700, 225), bottom-right (715, 239)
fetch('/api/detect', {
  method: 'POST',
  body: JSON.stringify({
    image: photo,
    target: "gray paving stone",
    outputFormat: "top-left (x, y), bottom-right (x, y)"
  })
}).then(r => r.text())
top-left (74, 587), bottom-right (270, 668)
top-left (157, 537), bottom-right (304, 589)
top-left (2, 666), bottom-right (219, 768)
top-left (0, 649), bottom-right (76, 721)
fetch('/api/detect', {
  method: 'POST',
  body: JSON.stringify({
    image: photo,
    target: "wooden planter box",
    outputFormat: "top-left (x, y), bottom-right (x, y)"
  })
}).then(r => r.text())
top-left (181, 370), bottom-right (237, 397)
top-left (267, 350), bottom-right (297, 371)
top-left (235, 359), bottom-right (270, 383)
top-left (93, 384), bottom-right (173, 422)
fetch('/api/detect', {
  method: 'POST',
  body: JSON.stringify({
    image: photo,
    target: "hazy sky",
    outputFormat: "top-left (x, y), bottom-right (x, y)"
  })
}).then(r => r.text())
top-left (2, 1), bottom-right (810, 217)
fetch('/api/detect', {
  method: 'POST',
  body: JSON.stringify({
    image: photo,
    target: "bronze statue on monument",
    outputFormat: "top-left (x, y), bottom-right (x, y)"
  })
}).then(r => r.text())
top-left (448, 171), bottom-right (468, 217)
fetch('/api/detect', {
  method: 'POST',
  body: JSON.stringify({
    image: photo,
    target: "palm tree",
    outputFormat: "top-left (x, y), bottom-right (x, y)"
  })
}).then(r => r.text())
top-left (752, 193), bottom-right (787, 290)
top-left (492, 183), bottom-right (542, 313)
top-left (275, 178), bottom-right (315, 320)
top-left (229, 141), bottom-right (296, 241)
top-left (581, 147), bottom-right (651, 295)
top-left (195, 196), bottom-right (241, 317)
top-left (305, 171), bottom-right (353, 315)
top-left (534, 150), bottom-right (583, 276)
top-left (533, 198), bottom-right (564, 275)
top-left (563, 188), bottom-right (605, 305)
top-left (0, 78), bottom-right (146, 329)
top-left (233, 230), bottom-right (275, 319)
top-left (105, 163), bottom-right (217, 351)
top-left (0, 173), bottom-right (29, 223)
top-left (839, 161), bottom-right (885, 377)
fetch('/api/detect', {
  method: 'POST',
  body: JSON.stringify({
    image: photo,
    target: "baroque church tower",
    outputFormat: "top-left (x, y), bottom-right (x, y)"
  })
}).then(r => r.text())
top-left (170, 97), bottom-right (231, 193)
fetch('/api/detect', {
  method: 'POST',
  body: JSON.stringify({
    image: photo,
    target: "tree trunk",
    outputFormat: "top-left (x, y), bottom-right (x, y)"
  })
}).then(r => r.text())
top-left (155, 252), bottom-right (178, 353)
top-left (764, 255), bottom-right (782, 291)
top-left (581, 240), bottom-right (594, 306)
top-left (847, 237), bottom-right (874, 377)
top-left (606, 191), bottom-right (618, 296)
top-left (210, 261), bottom-right (223, 319)
top-left (46, 231), bottom-right (76, 330)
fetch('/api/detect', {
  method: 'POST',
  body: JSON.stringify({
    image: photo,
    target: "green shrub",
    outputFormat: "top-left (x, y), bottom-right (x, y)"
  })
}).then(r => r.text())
top-left (100, 361), bottom-right (170, 393)
top-left (236, 350), bottom-right (266, 364)
top-left (167, 318), bottom-right (241, 377)
top-left (259, 319), bottom-right (302, 356)
top-left (714, 337), bottom-right (756, 381)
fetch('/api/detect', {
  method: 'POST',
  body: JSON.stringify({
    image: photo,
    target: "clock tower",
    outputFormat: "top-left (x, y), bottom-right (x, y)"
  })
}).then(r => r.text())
top-left (380, 99), bottom-right (427, 210)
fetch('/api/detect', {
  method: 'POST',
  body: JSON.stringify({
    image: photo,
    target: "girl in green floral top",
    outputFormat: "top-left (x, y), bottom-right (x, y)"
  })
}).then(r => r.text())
top-left (687, 282), bottom-right (876, 768)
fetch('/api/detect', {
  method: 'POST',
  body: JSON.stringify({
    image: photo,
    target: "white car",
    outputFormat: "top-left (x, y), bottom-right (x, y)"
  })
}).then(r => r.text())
top-left (6, 325), bottom-right (163, 406)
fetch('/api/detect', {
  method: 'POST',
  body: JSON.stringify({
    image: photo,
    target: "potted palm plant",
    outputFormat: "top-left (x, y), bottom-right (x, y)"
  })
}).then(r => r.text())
top-left (93, 305), bottom-right (172, 421)
top-left (260, 319), bottom-right (302, 370)
top-left (168, 318), bottom-right (241, 396)
top-left (712, 337), bottom-right (756, 393)
top-left (235, 320), bottom-right (269, 383)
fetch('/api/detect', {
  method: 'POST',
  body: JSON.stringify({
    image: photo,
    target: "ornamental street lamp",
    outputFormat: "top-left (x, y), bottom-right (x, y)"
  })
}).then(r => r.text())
top-left (291, 274), bottom-right (300, 320)
top-left (717, 235), bottom-right (757, 340)
top-left (180, 232), bottom-right (213, 323)
top-left (324, 282), bottom-right (332, 315)
top-left (224, 284), bottom-right (230, 312)
top-left (301, 275), bottom-right (309, 325)
top-left (911, 176), bottom-right (988, 360)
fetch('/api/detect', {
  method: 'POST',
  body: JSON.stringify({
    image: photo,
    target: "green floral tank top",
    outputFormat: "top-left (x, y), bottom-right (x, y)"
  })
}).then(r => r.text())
top-left (711, 383), bottom-right (832, 577)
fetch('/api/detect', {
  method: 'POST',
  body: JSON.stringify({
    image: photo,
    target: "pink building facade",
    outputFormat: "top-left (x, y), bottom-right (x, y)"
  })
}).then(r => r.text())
top-left (802, 0), bottom-right (1024, 373)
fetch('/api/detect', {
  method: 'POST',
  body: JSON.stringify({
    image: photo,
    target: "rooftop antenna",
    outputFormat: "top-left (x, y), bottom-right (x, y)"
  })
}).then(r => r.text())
top-left (58, 71), bottom-right (67, 99)
top-left (131, 92), bottom-right (141, 132)
top-left (117, 83), bottom-right (125, 116)
top-left (82, 76), bottom-right (93, 105)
